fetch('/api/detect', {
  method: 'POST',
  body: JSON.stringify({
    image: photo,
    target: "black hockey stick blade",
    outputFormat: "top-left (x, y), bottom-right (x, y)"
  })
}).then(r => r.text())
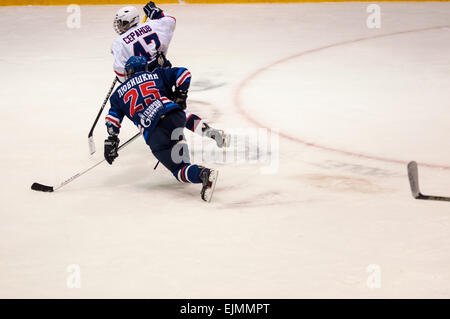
top-left (407, 161), bottom-right (450, 202)
top-left (31, 182), bottom-right (54, 192)
top-left (417, 194), bottom-right (450, 201)
top-left (407, 161), bottom-right (421, 198)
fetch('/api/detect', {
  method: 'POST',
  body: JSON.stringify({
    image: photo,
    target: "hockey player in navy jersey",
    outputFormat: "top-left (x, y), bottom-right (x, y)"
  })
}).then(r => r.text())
top-left (104, 56), bottom-right (218, 202)
top-left (111, 1), bottom-right (230, 149)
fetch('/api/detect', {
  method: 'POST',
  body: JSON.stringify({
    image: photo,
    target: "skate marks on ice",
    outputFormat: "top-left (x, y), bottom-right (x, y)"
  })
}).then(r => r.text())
top-left (219, 190), bottom-right (312, 209)
top-left (311, 160), bottom-right (401, 178)
top-left (213, 186), bottom-right (313, 210)
top-left (299, 173), bottom-right (390, 194)
top-left (187, 99), bottom-right (221, 122)
top-left (299, 161), bottom-right (396, 194)
top-left (210, 169), bottom-right (314, 209)
top-left (189, 78), bottom-right (226, 93)
top-left (187, 76), bottom-right (227, 120)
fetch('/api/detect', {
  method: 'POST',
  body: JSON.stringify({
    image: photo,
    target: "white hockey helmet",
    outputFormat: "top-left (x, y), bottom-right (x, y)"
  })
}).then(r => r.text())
top-left (113, 6), bottom-right (140, 35)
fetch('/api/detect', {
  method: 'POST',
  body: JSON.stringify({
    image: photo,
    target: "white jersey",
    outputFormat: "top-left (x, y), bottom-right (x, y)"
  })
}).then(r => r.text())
top-left (111, 15), bottom-right (176, 82)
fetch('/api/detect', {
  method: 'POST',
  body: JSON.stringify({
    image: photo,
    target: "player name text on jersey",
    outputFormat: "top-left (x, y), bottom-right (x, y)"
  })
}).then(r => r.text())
top-left (117, 73), bottom-right (160, 98)
top-left (123, 25), bottom-right (153, 44)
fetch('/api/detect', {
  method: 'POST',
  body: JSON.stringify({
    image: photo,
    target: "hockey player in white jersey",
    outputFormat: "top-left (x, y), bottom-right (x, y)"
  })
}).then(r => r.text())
top-left (111, 2), bottom-right (230, 148)
top-left (111, 2), bottom-right (175, 82)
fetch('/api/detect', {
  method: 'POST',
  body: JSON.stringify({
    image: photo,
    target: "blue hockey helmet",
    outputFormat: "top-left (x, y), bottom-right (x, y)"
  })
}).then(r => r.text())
top-left (125, 56), bottom-right (147, 79)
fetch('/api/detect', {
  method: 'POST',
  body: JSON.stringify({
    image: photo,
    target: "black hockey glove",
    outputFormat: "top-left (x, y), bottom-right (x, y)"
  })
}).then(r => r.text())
top-left (173, 89), bottom-right (188, 110)
top-left (156, 52), bottom-right (172, 68)
top-left (144, 2), bottom-right (163, 20)
top-left (147, 52), bottom-right (172, 72)
top-left (104, 135), bottom-right (120, 165)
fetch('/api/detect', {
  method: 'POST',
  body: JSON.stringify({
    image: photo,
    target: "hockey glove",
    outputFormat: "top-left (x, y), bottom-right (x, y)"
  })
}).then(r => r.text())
top-left (156, 52), bottom-right (172, 68)
top-left (173, 89), bottom-right (188, 110)
top-left (104, 135), bottom-right (120, 165)
top-left (147, 52), bottom-right (172, 72)
top-left (143, 2), bottom-right (163, 20)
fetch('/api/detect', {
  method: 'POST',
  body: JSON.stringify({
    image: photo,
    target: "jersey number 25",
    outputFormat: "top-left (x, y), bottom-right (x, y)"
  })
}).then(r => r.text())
top-left (124, 81), bottom-right (161, 117)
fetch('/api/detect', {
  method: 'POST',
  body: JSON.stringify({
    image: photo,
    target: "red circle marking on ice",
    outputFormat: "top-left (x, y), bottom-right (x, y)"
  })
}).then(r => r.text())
top-left (234, 25), bottom-right (450, 170)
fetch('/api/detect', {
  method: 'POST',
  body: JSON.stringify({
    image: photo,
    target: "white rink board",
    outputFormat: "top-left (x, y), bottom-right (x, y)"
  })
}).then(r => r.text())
top-left (0, 2), bottom-right (450, 298)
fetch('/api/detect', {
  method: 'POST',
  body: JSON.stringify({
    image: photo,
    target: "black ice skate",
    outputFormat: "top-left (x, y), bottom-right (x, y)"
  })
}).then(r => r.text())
top-left (200, 168), bottom-right (219, 202)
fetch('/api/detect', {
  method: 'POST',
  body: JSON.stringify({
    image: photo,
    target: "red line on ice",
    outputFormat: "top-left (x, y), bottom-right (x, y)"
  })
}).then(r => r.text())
top-left (234, 25), bottom-right (450, 170)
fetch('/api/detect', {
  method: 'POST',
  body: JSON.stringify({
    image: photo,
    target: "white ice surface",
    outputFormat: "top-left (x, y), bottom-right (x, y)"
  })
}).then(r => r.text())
top-left (1, 2), bottom-right (450, 298)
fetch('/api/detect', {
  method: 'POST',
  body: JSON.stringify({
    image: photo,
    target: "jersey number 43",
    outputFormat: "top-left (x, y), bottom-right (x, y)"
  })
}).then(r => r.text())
top-left (133, 33), bottom-right (161, 61)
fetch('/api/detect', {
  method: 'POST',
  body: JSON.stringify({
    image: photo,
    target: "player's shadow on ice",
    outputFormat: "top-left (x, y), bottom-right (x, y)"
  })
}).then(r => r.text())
top-left (102, 163), bottom-right (201, 199)
top-left (137, 181), bottom-right (200, 200)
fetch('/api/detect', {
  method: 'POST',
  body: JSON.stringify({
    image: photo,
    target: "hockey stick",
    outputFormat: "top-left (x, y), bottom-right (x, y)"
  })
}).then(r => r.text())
top-left (85, 14), bottom-right (148, 154)
top-left (88, 77), bottom-right (118, 155)
top-left (32, 132), bottom-right (141, 193)
top-left (407, 161), bottom-right (450, 201)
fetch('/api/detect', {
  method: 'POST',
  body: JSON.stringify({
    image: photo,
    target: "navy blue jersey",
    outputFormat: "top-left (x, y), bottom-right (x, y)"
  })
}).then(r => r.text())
top-left (106, 67), bottom-right (191, 142)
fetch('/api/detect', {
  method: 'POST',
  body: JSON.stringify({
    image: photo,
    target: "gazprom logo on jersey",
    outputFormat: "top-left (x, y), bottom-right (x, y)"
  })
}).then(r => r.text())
top-left (138, 99), bottom-right (163, 128)
top-left (171, 126), bottom-right (279, 175)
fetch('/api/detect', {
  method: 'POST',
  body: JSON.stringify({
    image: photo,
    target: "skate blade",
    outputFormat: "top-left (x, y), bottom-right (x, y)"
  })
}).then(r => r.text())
top-left (203, 170), bottom-right (219, 202)
top-left (222, 133), bottom-right (231, 148)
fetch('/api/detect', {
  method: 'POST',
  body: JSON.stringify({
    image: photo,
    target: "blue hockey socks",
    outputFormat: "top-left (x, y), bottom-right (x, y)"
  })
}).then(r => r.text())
top-left (174, 164), bottom-right (203, 184)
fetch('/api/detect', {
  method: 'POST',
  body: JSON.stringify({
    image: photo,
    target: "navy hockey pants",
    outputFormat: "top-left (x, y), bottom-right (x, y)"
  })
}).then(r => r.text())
top-left (147, 110), bottom-right (203, 184)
